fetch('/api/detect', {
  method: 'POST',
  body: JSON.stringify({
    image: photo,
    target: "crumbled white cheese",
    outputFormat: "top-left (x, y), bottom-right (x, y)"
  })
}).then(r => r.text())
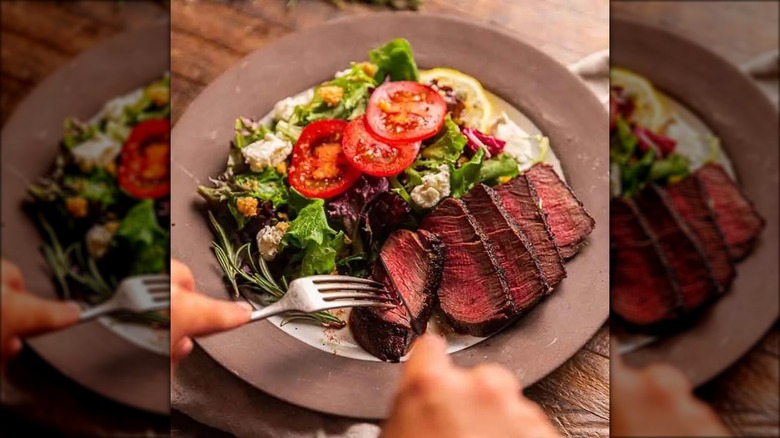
top-left (664, 115), bottom-right (720, 170)
top-left (272, 89), bottom-right (314, 121)
top-left (491, 113), bottom-right (549, 172)
top-left (334, 68), bottom-right (351, 78)
top-left (411, 165), bottom-right (451, 209)
top-left (241, 132), bottom-right (293, 172)
top-left (90, 89), bottom-right (145, 124)
top-left (71, 133), bottom-right (122, 170)
top-left (86, 224), bottom-right (113, 258)
top-left (257, 223), bottom-right (288, 261)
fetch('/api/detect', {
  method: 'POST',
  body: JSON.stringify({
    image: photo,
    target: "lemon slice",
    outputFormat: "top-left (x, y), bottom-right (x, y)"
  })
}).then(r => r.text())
top-left (419, 68), bottom-right (494, 131)
top-left (611, 67), bottom-right (667, 131)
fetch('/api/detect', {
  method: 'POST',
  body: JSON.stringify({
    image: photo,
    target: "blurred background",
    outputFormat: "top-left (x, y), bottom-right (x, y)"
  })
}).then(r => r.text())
top-left (1, 1), bottom-right (170, 436)
top-left (612, 1), bottom-right (778, 436)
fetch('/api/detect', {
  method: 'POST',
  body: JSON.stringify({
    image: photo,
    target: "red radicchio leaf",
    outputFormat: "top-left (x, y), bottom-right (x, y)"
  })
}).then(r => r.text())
top-left (633, 126), bottom-right (677, 157)
top-left (461, 127), bottom-right (506, 159)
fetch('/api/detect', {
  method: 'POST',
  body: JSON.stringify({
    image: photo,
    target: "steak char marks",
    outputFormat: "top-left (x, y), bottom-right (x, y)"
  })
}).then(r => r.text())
top-left (610, 198), bottom-right (682, 326)
top-left (495, 174), bottom-right (567, 288)
top-left (695, 163), bottom-right (765, 260)
top-left (420, 198), bottom-right (516, 337)
top-left (349, 229), bottom-right (443, 362)
top-left (525, 164), bottom-right (595, 258)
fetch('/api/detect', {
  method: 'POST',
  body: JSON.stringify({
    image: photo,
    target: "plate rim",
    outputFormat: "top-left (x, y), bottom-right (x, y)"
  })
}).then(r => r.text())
top-left (172, 11), bottom-right (609, 419)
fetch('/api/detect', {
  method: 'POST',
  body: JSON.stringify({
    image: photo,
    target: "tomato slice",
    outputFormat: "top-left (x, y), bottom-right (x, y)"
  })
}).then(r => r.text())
top-left (342, 116), bottom-right (420, 177)
top-left (289, 119), bottom-right (362, 199)
top-left (118, 119), bottom-right (170, 199)
top-left (366, 81), bottom-right (447, 144)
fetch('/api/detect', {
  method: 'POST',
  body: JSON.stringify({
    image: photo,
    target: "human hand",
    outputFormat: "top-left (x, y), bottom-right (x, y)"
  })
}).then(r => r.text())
top-left (170, 259), bottom-right (252, 372)
top-left (382, 334), bottom-right (560, 438)
top-left (1, 259), bottom-right (81, 368)
top-left (610, 346), bottom-right (730, 437)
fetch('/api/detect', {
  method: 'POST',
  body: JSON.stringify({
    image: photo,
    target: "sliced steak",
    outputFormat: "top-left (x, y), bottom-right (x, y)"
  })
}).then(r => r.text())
top-left (525, 164), bottom-right (595, 258)
top-left (349, 229), bottom-right (443, 362)
top-left (420, 198), bottom-right (515, 336)
top-left (494, 175), bottom-right (567, 288)
top-left (694, 163), bottom-right (765, 260)
top-left (379, 229), bottom-right (444, 334)
top-left (634, 185), bottom-right (719, 311)
top-left (665, 176), bottom-right (735, 292)
top-left (463, 184), bottom-right (549, 309)
top-left (611, 198), bottom-right (682, 326)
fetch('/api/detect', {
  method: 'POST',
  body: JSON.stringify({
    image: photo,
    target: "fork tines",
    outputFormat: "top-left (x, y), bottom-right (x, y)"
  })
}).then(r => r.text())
top-left (308, 275), bottom-right (389, 302)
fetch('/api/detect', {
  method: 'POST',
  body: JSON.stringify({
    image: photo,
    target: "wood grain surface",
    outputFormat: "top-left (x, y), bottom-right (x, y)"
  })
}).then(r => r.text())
top-left (612, 2), bottom-right (779, 437)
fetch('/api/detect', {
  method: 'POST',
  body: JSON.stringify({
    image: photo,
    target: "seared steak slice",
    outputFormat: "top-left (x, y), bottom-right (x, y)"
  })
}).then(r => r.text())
top-left (421, 198), bottom-right (515, 336)
top-left (611, 198), bottom-right (682, 326)
top-left (635, 185), bottom-right (719, 311)
top-left (666, 177), bottom-right (735, 292)
top-left (349, 230), bottom-right (443, 362)
top-left (525, 164), bottom-right (595, 258)
top-left (694, 163), bottom-right (765, 260)
top-left (494, 175), bottom-right (567, 289)
top-left (463, 184), bottom-right (549, 308)
top-left (380, 229), bottom-right (443, 334)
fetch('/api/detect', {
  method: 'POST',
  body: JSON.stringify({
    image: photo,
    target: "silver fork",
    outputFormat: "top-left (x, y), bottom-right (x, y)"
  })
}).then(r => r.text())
top-left (79, 275), bottom-right (170, 321)
top-left (249, 275), bottom-right (393, 321)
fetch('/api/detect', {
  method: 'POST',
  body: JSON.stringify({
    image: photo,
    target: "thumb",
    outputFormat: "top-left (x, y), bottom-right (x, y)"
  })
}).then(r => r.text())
top-left (6, 293), bottom-right (81, 336)
top-left (172, 291), bottom-right (252, 340)
top-left (400, 333), bottom-right (451, 388)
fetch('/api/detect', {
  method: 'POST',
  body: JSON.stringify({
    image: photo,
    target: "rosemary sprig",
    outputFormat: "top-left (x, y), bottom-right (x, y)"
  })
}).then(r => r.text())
top-left (208, 211), bottom-right (345, 328)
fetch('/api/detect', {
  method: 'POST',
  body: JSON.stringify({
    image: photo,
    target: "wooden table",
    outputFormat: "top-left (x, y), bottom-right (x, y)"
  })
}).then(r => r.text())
top-left (1, 2), bottom-right (172, 436)
top-left (170, 1), bottom-right (611, 436)
top-left (613, 3), bottom-right (779, 437)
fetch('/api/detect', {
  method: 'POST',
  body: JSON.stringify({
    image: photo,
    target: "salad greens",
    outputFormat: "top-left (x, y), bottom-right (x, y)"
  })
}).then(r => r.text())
top-left (29, 74), bottom-right (171, 324)
top-left (200, 39), bottom-right (524, 327)
top-left (611, 116), bottom-right (689, 197)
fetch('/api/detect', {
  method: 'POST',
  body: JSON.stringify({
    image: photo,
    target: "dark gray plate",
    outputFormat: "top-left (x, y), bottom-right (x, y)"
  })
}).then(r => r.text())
top-left (171, 12), bottom-right (609, 419)
top-left (613, 17), bottom-right (779, 386)
top-left (1, 22), bottom-right (170, 414)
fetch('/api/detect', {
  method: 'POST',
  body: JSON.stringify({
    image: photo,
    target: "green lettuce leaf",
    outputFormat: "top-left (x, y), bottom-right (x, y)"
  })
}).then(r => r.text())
top-left (291, 64), bottom-right (376, 126)
top-left (450, 148), bottom-right (485, 198)
top-left (369, 38), bottom-right (419, 82)
top-left (479, 153), bottom-right (520, 183)
top-left (233, 168), bottom-right (288, 209)
top-left (283, 199), bottom-right (345, 276)
top-left (116, 200), bottom-right (168, 274)
top-left (420, 116), bottom-right (467, 162)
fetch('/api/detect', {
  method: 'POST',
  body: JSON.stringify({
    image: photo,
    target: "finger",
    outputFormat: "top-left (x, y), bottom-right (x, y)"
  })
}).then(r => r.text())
top-left (172, 336), bottom-right (194, 360)
top-left (642, 363), bottom-right (692, 396)
top-left (400, 333), bottom-right (451, 389)
top-left (470, 363), bottom-right (521, 396)
top-left (7, 293), bottom-right (81, 336)
top-left (173, 292), bottom-right (252, 339)
top-left (1, 260), bottom-right (25, 292)
top-left (171, 259), bottom-right (195, 291)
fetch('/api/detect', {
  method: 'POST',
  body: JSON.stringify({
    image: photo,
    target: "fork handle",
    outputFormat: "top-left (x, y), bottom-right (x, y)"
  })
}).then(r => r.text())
top-left (249, 300), bottom-right (290, 322)
top-left (79, 301), bottom-right (117, 322)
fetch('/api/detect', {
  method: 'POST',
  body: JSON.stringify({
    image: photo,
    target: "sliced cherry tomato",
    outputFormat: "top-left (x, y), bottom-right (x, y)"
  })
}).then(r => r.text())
top-left (365, 81), bottom-right (447, 144)
top-left (289, 119), bottom-right (362, 199)
top-left (118, 119), bottom-right (170, 199)
top-left (342, 116), bottom-right (420, 177)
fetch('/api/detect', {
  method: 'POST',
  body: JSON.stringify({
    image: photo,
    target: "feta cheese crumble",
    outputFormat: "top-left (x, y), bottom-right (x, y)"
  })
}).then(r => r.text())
top-left (491, 113), bottom-right (549, 172)
top-left (71, 133), bottom-right (122, 171)
top-left (411, 165), bottom-right (451, 209)
top-left (241, 132), bottom-right (293, 172)
top-left (86, 224), bottom-right (114, 258)
top-left (272, 89), bottom-right (314, 121)
top-left (257, 222), bottom-right (290, 261)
